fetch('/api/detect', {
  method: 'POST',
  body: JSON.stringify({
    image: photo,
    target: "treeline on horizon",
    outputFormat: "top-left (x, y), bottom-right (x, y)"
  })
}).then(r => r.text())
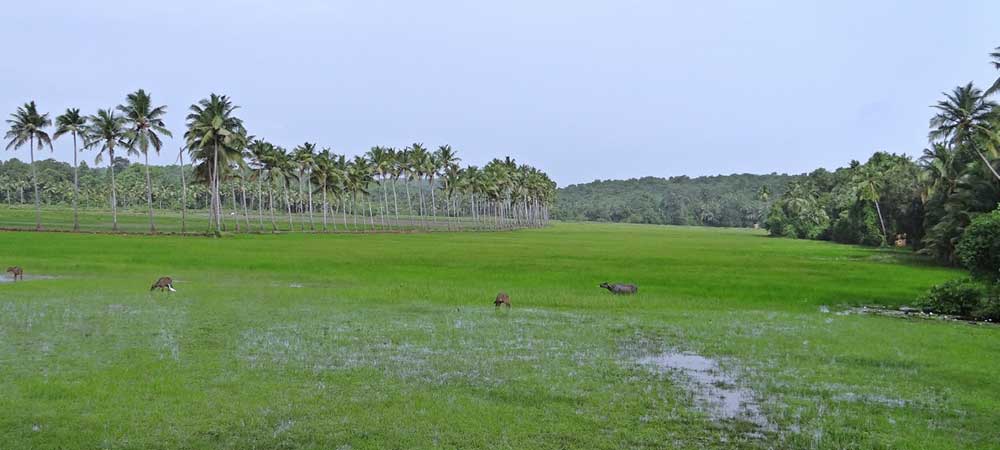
top-left (553, 173), bottom-right (795, 228)
top-left (3, 92), bottom-right (556, 234)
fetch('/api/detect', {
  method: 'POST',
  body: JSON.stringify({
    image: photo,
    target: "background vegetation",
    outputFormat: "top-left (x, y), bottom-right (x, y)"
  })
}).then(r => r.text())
top-left (553, 174), bottom-right (794, 228)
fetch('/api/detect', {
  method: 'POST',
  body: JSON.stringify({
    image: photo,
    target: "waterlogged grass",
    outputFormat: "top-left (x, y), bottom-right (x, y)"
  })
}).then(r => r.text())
top-left (0, 221), bottom-right (996, 449)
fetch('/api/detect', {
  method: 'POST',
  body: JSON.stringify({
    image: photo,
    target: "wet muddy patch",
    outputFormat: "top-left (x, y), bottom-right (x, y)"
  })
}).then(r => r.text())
top-left (638, 351), bottom-right (771, 431)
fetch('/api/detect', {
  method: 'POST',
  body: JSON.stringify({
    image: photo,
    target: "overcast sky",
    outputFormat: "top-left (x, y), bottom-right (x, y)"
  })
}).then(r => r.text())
top-left (1, 0), bottom-right (998, 186)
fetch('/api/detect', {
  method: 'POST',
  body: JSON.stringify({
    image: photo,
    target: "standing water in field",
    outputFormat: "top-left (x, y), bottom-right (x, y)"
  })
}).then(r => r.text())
top-left (639, 351), bottom-right (771, 430)
top-left (0, 274), bottom-right (55, 283)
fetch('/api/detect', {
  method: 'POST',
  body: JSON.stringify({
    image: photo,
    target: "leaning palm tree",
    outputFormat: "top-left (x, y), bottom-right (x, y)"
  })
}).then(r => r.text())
top-left (53, 108), bottom-right (86, 231)
top-left (84, 109), bottom-right (128, 231)
top-left (853, 164), bottom-right (888, 243)
top-left (4, 101), bottom-right (53, 230)
top-left (929, 83), bottom-right (1000, 182)
top-left (185, 94), bottom-right (245, 233)
top-left (119, 89), bottom-right (172, 232)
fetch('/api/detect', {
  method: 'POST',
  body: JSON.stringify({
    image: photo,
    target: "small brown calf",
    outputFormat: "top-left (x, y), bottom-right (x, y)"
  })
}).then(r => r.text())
top-left (6, 266), bottom-right (23, 281)
top-left (151, 277), bottom-right (176, 292)
top-left (494, 292), bottom-right (511, 309)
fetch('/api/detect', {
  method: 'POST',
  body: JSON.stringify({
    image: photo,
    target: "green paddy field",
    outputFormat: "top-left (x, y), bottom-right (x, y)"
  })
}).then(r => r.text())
top-left (1, 220), bottom-right (996, 449)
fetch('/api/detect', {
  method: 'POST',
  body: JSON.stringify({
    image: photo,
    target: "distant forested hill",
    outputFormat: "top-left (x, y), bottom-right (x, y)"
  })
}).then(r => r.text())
top-left (552, 174), bottom-right (800, 227)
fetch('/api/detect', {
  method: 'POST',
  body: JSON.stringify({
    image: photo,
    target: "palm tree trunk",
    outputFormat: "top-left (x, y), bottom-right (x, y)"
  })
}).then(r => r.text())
top-left (283, 183), bottom-right (293, 231)
top-left (257, 169), bottom-right (265, 231)
top-left (231, 185), bottom-right (240, 232)
top-left (417, 181), bottom-right (426, 229)
top-left (143, 152), bottom-right (156, 233)
top-left (179, 151), bottom-right (187, 233)
top-left (108, 146), bottom-right (118, 232)
top-left (430, 178), bottom-right (438, 228)
top-left (307, 173), bottom-right (315, 231)
top-left (368, 196), bottom-right (376, 232)
top-left (29, 135), bottom-right (40, 230)
top-left (212, 140), bottom-right (221, 233)
top-left (404, 177), bottom-right (414, 224)
top-left (268, 185), bottom-right (277, 232)
top-left (391, 178), bottom-right (401, 230)
top-left (341, 196), bottom-right (349, 231)
top-left (381, 175), bottom-right (390, 231)
top-left (352, 193), bottom-right (359, 230)
top-left (72, 133), bottom-right (80, 231)
top-left (972, 142), bottom-right (1000, 182)
top-left (240, 178), bottom-right (250, 231)
top-left (322, 188), bottom-right (329, 232)
top-left (874, 200), bottom-right (887, 244)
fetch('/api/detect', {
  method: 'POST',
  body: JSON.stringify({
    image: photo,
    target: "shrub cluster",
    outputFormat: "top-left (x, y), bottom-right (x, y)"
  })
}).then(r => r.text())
top-left (919, 278), bottom-right (999, 321)
top-left (956, 207), bottom-right (1000, 282)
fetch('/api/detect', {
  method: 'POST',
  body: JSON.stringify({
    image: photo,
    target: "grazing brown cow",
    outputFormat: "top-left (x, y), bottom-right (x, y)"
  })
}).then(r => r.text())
top-left (150, 277), bottom-right (176, 292)
top-left (494, 292), bottom-right (511, 309)
top-left (6, 266), bottom-right (23, 281)
top-left (600, 282), bottom-right (637, 295)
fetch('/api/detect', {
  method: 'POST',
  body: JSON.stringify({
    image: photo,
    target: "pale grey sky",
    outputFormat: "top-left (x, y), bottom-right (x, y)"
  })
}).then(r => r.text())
top-left (2, 0), bottom-right (998, 185)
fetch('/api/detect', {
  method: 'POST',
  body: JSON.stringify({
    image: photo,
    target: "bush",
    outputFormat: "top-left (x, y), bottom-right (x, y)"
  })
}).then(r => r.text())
top-left (973, 284), bottom-right (1000, 322)
top-left (957, 207), bottom-right (1000, 282)
top-left (919, 278), bottom-right (986, 317)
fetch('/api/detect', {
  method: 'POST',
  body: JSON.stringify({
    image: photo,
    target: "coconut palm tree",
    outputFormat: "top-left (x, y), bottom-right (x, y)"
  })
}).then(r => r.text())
top-left (386, 147), bottom-right (403, 228)
top-left (399, 147), bottom-right (416, 223)
top-left (247, 139), bottom-right (273, 231)
top-left (408, 144), bottom-right (431, 228)
top-left (84, 109), bottom-right (128, 231)
top-left (268, 146), bottom-right (296, 231)
top-left (328, 153), bottom-right (349, 230)
top-left (5, 102), bottom-right (53, 230)
top-left (987, 46), bottom-right (1000, 96)
top-left (53, 108), bottom-right (86, 231)
top-left (292, 142), bottom-right (317, 231)
top-left (119, 89), bottom-right (172, 232)
top-left (367, 146), bottom-right (394, 230)
top-left (312, 148), bottom-right (336, 231)
top-left (434, 145), bottom-right (461, 227)
top-left (185, 94), bottom-right (245, 234)
top-left (929, 83), bottom-right (1000, 182)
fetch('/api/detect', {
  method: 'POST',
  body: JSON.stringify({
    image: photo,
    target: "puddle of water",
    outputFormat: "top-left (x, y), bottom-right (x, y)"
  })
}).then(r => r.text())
top-left (639, 351), bottom-right (770, 429)
top-left (0, 274), bottom-right (56, 283)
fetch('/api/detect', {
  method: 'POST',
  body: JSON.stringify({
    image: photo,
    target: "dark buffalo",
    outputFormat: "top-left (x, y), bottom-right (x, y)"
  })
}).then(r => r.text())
top-left (600, 282), bottom-right (637, 295)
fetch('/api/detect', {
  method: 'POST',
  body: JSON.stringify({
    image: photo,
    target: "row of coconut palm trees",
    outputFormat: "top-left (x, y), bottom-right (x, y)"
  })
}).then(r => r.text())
top-left (4, 91), bottom-right (556, 234)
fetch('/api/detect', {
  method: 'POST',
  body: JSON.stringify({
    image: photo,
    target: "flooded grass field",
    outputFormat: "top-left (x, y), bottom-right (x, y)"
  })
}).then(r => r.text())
top-left (0, 221), bottom-right (996, 449)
